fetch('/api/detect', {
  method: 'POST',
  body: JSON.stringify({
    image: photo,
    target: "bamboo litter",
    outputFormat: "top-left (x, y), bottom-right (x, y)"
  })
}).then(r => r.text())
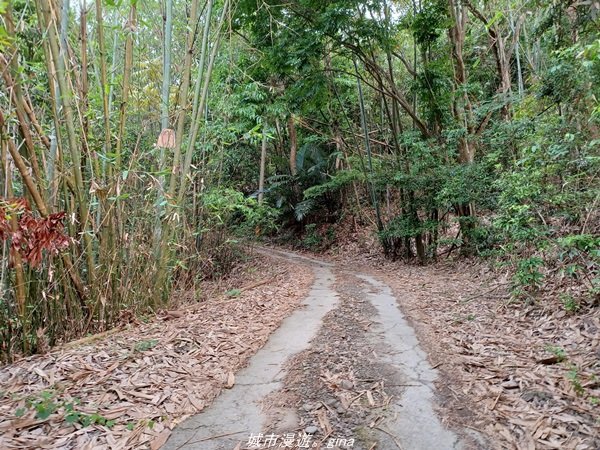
top-left (0, 256), bottom-right (314, 450)
top-left (380, 262), bottom-right (600, 450)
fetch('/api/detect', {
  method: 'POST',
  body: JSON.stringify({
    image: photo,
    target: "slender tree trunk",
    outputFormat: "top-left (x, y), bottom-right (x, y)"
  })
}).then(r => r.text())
top-left (2, 8), bottom-right (45, 187)
top-left (354, 59), bottom-right (384, 233)
top-left (154, 0), bottom-right (174, 256)
top-left (160, 0), bottom-right (173, 132)
top-left (107, 32), bottom-right (119, 117)
top-left (465, 1), bottom-right (513, 118)
top-left (166, 0), bottom-right (200, 200)
top-left (0, 124), bottom-right (28, 352)
top-left (92, 0), bottom-right (117, 322)
top-left (42, 18), bottom-right (62, 206)
top-left (180, 0), bottom-right (229, 203)
top-left (288, 114), bottom-right (298, 177)
top-left (510, 10), bottom-right (524, 97)
top-left (95, 0), bottom-right (112, 176)
top-left (258, 123), bottom-right (267, 204)
top-left (80, 4), bottom-right (91, 166)
top-left (449, 0), bottom-right (475, 164)
top-left (188, 0), bottom-right (214, 138)
top-left (7, 174), bottom-right (28, 352)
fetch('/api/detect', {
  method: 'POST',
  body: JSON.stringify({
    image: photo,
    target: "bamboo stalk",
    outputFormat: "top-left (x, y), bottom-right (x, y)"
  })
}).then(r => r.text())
top-left (160, 0), bottom-right (173, 132)
top-left (1, 8), bottom-right (45, 187)
top-left (37, 0), bottom-right (96, 285)
top-left (0, 110), bottom-right (88, 311)
top-left (154, 0), bottom-right (174, 256)
top-left (0, 126), bottom-right (28, 352)
top-left (155, 0), bottom-right (202, 301)
top-left (179, 0), bottom-right (230, 204)
top-left (95, 0), bottom-right (112, 174)
top-left (114, 3), bottom-right (137, 172)
top-left (258, 122), bottom-right (267, 204)
top-left (7, 169), bottom-right (28, 353)
top-left (354, 58), bottom-right (383, 232)
top-left (38, 13), bottom-right (63, 206)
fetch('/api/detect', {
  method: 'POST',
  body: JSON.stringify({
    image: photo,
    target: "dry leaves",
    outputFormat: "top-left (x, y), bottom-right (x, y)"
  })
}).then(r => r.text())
top-left (379, 262), bottom-right (600, 450)
top-left (0, 254), bottom-right (314, 450)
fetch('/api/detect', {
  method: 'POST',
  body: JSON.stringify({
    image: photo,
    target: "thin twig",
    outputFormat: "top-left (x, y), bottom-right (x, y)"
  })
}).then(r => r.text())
top-left (175, 430), bottom-right (247, 450)
top-left (374, 426), bottom-right (404, 449)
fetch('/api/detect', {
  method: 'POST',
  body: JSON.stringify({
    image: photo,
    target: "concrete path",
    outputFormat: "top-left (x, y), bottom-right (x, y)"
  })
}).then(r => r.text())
top-left (356, 274), bottom-right (461, 449)
top-left (162, 249), bottom-right (470, 450)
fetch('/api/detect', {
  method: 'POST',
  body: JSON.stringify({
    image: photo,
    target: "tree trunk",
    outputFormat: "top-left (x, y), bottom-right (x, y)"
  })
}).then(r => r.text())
top-left (154, 0), bottom-right (174, 257)
top-left (258, 123), bottom-right (267, 204)
top-left (160, 0), bottom-right (173, 132)
top-left (448, 0), bottom-right (478, 244)
top-left (95, 0), bottom-right (112, 177)
top-left (354, 59), bottom-right (384, 233)
top-left (288, 114), bottom-right (298, 177)
top-left (465, 1), bottom-right (513, 119)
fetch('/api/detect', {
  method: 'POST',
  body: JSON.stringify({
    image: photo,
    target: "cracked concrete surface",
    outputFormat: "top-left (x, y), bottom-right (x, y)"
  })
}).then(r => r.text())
top-left (162, 258), bottom-right (338, 450)
top-left (163, 250), bottom-right (475, 449)
top-left (357, 274), bottom-right (464, 450)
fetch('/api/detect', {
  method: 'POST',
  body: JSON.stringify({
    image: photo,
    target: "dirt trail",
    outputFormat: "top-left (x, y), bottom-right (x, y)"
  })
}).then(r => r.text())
top-left (163, 249), bottom-right (483, 450)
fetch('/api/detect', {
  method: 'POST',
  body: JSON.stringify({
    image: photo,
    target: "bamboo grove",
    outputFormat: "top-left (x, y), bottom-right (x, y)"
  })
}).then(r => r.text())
top-left (0, 0), bottom-right (229, 359)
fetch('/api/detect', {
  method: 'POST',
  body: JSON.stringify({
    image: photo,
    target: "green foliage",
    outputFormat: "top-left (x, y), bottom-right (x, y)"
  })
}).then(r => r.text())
top-left (513, 256), bottom-right (545, 293)
top-left (567, 365), bottom-right (585, 396)
top-left (262, 139), bottom-right (339, 224)
top-left (302, 223), bottom-right (322, 249)
top-left (415, 61), bottom-right (454, 126)
top-left (300, 223), bottom-right (335, 251)
top-left (64, 403), bottom-right (115, 428)
top-left (409, 0), bottom-right (450, 46)
top-left (28, 391), bottom-right (58, 420)
top-left (436, 162), bottom-right (496, 210)
top-left (558, 234), bottom-right (600, 257)
top-left (18, 392), bottom-right (115, 428)
top-left (0, 2), bottom-right (9, 50)
top-left (202, 188), bottom-right (280, 236)
top-left (305, 169), bottom-right (363, 198)
top-left (545, 345), bottom-right (566, 362)
top-left (225, 288), bottom-right (241, 298)
top-left (380, 214), bottom-right (438, 241)
top-left (294, 199), bottom-right (317, 222)
top-left (134, 339), bottom-right (158, 352)
top-left (560, 293), bottom-right (580, 313)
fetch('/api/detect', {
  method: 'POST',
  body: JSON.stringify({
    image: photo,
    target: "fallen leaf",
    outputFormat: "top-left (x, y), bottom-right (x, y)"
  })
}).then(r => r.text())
top-left (150, 429), bottom-right (171, 450)
top-left (225, 372), bottom-right (235, 389)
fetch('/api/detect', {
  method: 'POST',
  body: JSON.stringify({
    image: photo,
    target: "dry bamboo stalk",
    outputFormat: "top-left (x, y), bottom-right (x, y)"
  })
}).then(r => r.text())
top-left (37, 0), bottom-right (96, 285)
top-left (155, 0), bottom-right (202, 301)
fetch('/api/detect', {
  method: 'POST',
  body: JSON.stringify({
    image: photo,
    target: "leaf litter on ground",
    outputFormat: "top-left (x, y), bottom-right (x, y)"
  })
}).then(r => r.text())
top-left (357, 255), bottom-right (600, 450)
top-left (0, 253), bottom-right (314, 450)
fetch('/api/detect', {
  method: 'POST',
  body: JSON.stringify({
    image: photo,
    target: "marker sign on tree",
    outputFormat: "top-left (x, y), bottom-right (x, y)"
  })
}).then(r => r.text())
top-left (157, 128), bottom-right (175, 149)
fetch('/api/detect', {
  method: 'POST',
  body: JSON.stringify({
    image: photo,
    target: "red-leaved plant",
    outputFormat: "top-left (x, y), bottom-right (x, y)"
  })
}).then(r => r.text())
top-left (0, 198), bottom-right (71, 267)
